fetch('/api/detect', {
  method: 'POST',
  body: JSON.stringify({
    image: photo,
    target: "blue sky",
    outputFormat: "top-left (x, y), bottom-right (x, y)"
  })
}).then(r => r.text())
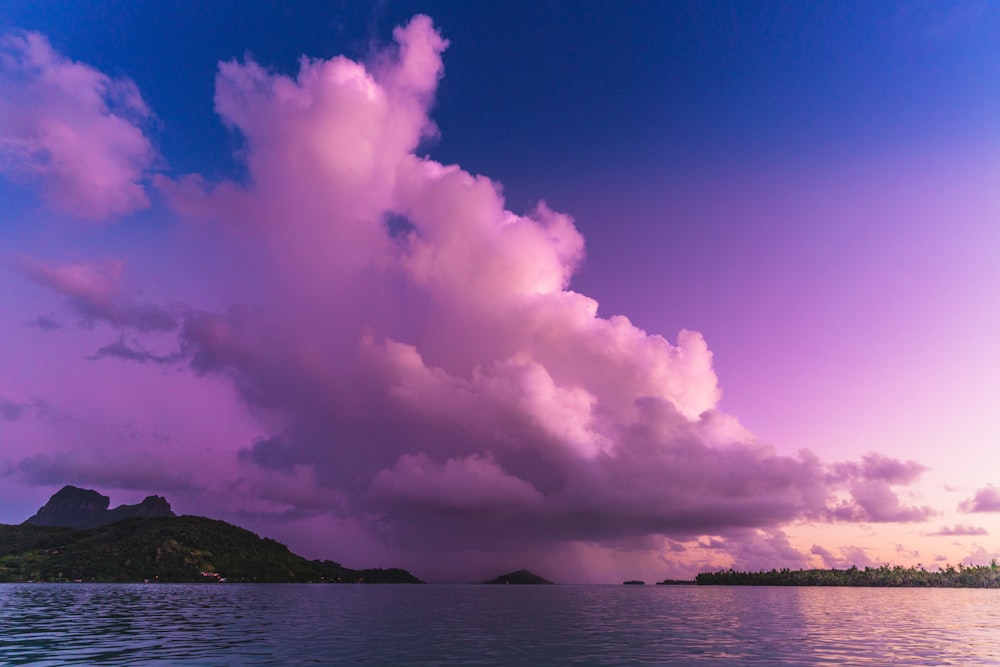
top-left (7, 1), bottom-right (998, 189)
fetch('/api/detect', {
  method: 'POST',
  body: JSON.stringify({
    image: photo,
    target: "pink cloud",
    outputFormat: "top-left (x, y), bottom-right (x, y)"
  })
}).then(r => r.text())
top-left (18, 258), bottom-right (176, 331)
top-left (928, 524), bottom-right (988, 536)
top-left (960, 485), bottom-right (1000, 513)
top-left (153, 17), bottom-right (942, 567)
top-left (827, 478), bottom-right (935, 523)
top-left (856, 453), bottom-right (927, 485)
top-left (826, 453), bottom-right (933, 523)
top-left (7, 16), bottom-right (943, 580)
top-left (0, 31), bottom-right (155, 219)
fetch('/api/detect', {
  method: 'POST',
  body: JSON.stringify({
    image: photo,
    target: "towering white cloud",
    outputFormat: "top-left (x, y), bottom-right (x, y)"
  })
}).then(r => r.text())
top-left (9, 16), bottom-right (934, 579)
top-left (154, 16), bottom-right (933, 561)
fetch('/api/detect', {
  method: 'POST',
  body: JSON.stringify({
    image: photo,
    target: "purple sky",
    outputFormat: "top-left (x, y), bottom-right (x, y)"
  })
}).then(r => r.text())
top-left (2, 2), bottom-right (1000, 582)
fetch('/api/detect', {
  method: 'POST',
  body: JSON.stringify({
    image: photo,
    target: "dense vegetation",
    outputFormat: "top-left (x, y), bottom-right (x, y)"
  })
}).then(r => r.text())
top-left (695, 563), bottom-right (1000, 588)
top-left (0, 516), bottom-right (422, 584)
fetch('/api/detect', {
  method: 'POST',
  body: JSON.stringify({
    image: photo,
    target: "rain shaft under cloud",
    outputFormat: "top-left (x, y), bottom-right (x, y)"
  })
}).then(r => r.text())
top-left (4, 16), bottom-right (935, 579)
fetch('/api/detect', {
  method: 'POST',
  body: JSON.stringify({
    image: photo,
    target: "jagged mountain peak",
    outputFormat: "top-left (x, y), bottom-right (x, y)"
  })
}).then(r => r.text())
top-left (24, 485), bottom-right (175, 529)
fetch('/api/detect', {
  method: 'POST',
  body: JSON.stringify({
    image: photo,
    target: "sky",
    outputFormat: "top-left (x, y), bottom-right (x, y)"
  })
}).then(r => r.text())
top-left (1, 0), bottom-right (999, 583)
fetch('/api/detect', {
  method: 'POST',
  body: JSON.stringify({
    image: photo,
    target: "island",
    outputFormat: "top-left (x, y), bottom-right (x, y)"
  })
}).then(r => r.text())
top-left (623, 580), bottom-right (645, 585)
top-left (0, 486), bottom-right (422, 584)
top-left (694, 564), bottom-right (1000, 588)
top-left (484, 569), bottom-right (553, 584)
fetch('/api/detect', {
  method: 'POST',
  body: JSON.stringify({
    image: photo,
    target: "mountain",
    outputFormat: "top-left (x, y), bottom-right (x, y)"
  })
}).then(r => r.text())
top-left (24, 485), bottom-right (175, 529)
top-left (1, 487), bottom-right (422, 584)
top-left (483, 569), bottom-right (553, 584)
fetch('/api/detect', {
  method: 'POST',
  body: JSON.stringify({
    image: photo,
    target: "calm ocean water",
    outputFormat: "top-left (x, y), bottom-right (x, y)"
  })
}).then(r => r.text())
top-left (2, 583), bottom-right (1000, 665)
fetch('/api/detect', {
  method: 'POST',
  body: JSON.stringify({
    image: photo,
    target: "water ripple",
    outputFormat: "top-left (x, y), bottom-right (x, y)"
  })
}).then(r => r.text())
top-left (3, 584), bottom-right (1000, 665)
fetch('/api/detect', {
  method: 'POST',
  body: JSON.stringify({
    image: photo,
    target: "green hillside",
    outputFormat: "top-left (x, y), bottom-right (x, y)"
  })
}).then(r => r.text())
top-left (0, 515), bottom-right (422, 584)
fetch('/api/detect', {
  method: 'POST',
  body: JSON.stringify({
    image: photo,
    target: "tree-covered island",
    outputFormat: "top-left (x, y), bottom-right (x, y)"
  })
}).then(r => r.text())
top-left (0, 516), bottom-right (423, 583)
top-left (693, 563), bottom-right (1000, 588)
top-left (0, 486), bottom-right (422, 584)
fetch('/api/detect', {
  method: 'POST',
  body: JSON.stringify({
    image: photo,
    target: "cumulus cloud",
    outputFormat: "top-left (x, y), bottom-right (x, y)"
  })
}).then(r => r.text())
top-left (19, 258), bottom-right (177, 331)
top-left (0, 31), bottom-right (155, 219)
top-left (928, 524), bottom-right (988, 537)
top-left (826, 453), bottom-right (934, 522)
top-left (39, 15), bottom-right (929, 573)
top-left (959, 485), bottom-right (1000, 513)
top-left (151, 16), bottom-right (937, 558)
top-left (838, 453), bottom-right (927, 485)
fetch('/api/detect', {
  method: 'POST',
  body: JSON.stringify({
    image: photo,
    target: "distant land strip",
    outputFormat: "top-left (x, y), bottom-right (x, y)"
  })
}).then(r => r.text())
top-left (8, 486), bottom-right (1000, 587)
top-left (692, 564), bottom-right (1000, 588)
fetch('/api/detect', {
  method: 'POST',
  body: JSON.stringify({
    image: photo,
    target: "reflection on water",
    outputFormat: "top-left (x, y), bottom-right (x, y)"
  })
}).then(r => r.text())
top-left (2, 583), bottom-right (1000, 665)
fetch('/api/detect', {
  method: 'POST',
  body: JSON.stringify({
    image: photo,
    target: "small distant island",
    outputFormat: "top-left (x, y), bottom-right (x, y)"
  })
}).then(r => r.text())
top-left (695, 565), bottom-right (1000, 588)
top-left (623, 580), bottom-right (645, 585)
top-left (484, 569), bottom-right (553, 584)
top-left (0, 486), bottom-right (422, 584)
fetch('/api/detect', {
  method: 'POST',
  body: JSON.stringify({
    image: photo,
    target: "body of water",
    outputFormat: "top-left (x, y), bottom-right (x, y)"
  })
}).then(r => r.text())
top-left (2, 583), bottom-right (1000, 665)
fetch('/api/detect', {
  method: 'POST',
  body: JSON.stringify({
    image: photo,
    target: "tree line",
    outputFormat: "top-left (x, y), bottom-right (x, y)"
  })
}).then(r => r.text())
top-left (695, 562), bottom-right (1000, 587)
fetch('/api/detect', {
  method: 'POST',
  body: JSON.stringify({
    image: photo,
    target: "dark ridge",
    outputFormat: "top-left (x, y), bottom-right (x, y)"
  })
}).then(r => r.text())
top-left (483, 569), bottom-right (553, 585)
top-left (623, 580), bottom-right (645, 585)
top-left (0, 516), bottom-right (423, 583)
top-left (3, 486), bottom-right (422, 584)
top-left (24, 485), bottom-right (175, 529)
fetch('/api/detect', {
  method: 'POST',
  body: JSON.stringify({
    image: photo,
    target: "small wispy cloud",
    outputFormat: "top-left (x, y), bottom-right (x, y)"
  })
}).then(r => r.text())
top-left (927, 524), bottom-right (988, 537)
top-left (18, 258), bottom-right (177, 332)
top-left (24, 315), bottom-right (61, 331)
top-left (88, 335), bottom-right (182, 364)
